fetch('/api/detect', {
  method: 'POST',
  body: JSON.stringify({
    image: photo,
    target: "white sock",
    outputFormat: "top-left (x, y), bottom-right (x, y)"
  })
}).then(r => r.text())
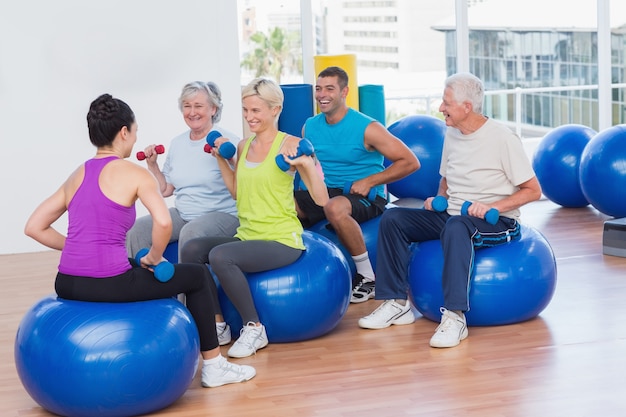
top-left (203, 354), bottom-right (223, 367)
top-left (352, 252), bottom-right (375, 281)
top-left (216, 321), bottom-right (227, 329)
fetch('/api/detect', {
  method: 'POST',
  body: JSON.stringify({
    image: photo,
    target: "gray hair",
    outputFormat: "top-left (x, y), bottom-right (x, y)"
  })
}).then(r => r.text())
top-left (444, 72), bottom-right (484, 114)
top-left (178, 81), bottom-right (223, 123)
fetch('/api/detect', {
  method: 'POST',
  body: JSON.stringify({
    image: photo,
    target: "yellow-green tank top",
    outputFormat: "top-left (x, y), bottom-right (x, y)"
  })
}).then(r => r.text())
top-left (234, 132), bottom-right (305, 250)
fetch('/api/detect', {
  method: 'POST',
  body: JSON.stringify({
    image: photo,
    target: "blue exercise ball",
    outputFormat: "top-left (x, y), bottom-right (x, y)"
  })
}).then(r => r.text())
top-left (386, 114), bottom-right (446, 200)
top-left (164, 240), bottom-right (179, 263)
top-left (15, 296), bottom-right (199, 417)
top-left (218, 231), bottom-right (351, 343)
top-left (579, 125), bottom-right (626, 217)
top-left (532, 124), bottom-right (595, 208)
top-left (409, 225), bottom-right (557, 326)
top-left (307, 215), bottom-right (381, 277)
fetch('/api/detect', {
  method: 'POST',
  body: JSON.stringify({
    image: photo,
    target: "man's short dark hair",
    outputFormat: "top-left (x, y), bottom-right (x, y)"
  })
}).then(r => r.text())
top-left (318, 66), bottom-right (349, 90)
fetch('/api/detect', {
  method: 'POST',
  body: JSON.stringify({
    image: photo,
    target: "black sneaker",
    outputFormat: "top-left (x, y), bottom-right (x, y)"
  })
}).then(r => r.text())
top-left (351, 274), bottom-right (376, 303)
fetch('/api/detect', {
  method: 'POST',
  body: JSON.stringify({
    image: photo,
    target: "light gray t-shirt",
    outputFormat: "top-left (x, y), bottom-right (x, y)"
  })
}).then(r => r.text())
top-left (440, 118), bottom-right (535, 221)
top-left (163, 125), bottom-right (240, 220)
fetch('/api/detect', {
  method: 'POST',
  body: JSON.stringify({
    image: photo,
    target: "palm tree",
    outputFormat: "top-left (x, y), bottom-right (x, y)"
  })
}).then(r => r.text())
top-left (241, 27), bottom-right (301, 84)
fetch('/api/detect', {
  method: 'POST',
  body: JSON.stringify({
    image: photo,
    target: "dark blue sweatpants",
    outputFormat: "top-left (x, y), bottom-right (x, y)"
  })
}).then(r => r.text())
top-left (374, 207), bottom-right (519, 312)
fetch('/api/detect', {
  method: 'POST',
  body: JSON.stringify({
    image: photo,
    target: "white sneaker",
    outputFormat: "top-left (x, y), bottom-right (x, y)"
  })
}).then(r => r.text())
top-left (429, 307), bottom-right (468, 348)
top-left (227, 322), bottom-right (269, 358)
top-left (201, 355), bottom-right (256, 388)
top-left (216, 322), bottom-right (231, 346)
top-left (358, 299), bottom-right (416, 329)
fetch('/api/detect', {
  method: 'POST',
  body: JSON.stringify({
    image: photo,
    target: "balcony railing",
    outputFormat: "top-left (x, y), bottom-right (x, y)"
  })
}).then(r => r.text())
top-left (386, 83), bottom-right (626, 139)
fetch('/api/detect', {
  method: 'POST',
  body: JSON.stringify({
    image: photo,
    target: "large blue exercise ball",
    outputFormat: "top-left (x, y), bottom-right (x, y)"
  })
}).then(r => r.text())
top-left (409, 225), bottom-right (557, 326)
top-left (218, 231), bottom-right (351, 343)
top-left (307, 215), bottom-right (381, 277)
top-left (532, 124), bottom-right (595, 208)
top-left (385, 114), bottom-right (446, 200)
top-left (579, 125), bottom-right (626, 217)
top-left (15, 296), bottom-right (199, 417)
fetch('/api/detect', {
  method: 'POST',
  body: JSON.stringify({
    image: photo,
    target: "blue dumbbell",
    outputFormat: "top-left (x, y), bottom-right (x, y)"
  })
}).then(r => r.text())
top-left (275, 138), bottom-right (314, 171)
top-left (461, 201), bottom-right (500, 225)
top-left (343, 181), bottom-right (377, 202)
top-left (431, 196), bottom-right (448, 212)
top-left (135, 248), bottom-right (174, 282)
top-left (204, 131), bottom-right (236, 159)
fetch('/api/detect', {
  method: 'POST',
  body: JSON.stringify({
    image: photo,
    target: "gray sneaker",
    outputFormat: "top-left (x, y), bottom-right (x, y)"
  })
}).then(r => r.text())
top-left (429, 307), bottom-right (468, 348)
top-left (201, 355), bottom-right (256, 388)
top-left (227, 322), bottom-right (269, 358)
top-left (216, 322), bottom-right (231, 346)
top-left (358, 299), bottom-right (415, 329)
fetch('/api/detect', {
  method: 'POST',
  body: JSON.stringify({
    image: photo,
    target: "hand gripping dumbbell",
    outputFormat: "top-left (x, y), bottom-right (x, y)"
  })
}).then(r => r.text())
top-left (204, 131), bottom-right (236, 159)
top-left (343, 181), bottom-right (377, 202)
top-left (461, 201), bottom-right (500, 225)
top-left (135, 248), bottom-right (174, 282)
top-left (431, 196), bottom-right (449, 212)
top-left (137, 145), bottom-right (165, 161)
top-left (275, 138), bottom-right (315, 171)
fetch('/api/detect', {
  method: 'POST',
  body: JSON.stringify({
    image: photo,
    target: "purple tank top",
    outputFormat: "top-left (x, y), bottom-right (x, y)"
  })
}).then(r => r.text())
top-left (59, 156), bottom-right (136, 277)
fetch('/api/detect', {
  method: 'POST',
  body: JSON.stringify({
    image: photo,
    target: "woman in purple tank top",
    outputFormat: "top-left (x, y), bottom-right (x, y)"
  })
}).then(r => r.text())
top-left (24, 93), bottom-right (256, 389)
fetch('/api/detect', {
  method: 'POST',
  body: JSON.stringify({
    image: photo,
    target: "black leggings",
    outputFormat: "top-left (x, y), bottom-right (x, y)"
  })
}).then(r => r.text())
top-left (181, 237), bottom-right (303, 324)
top-left (55, 261), bottom-right (219, 351)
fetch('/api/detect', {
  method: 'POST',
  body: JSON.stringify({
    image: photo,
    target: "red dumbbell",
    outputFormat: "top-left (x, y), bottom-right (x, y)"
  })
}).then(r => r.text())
top-left (137, 145), bottom-right (165, 161)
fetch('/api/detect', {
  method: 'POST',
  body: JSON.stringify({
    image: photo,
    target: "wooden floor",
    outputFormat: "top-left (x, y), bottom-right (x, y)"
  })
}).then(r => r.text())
top-left (2, 198), bottom-right (626, 417)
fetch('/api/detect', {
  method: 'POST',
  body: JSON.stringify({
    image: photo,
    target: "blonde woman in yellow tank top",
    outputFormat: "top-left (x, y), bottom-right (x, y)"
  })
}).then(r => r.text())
top-left (180, 78), bottom-right (328, 358)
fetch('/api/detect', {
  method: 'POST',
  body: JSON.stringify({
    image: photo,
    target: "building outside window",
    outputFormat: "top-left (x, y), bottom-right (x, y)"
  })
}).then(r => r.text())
top-left (433, 0), bottom-right (626, 131)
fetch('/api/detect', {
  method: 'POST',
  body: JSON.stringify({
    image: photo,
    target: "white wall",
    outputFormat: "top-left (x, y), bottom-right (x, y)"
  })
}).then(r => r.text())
top-left (0, 1), bottom-right (242, 254)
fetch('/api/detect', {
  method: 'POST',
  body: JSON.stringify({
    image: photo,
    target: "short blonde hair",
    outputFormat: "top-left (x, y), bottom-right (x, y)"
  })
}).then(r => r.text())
top-left (241, 78), bottom-right (284, 118)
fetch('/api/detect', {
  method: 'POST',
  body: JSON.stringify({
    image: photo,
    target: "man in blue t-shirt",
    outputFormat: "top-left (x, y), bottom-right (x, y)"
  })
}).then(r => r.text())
top-left (295, 66), bottom-right (420, 304)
